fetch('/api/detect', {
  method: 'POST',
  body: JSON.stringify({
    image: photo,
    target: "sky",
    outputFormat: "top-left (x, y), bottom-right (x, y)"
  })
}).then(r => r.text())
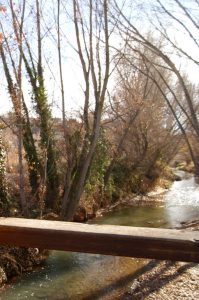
top-left (0, 0), bottom-right (85, 118)
top-left (0, 0), bottom-right (199, 118)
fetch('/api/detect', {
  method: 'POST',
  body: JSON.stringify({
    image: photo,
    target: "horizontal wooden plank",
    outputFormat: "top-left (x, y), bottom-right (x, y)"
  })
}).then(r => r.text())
top-left (0, 218), bottom-right (199, 262)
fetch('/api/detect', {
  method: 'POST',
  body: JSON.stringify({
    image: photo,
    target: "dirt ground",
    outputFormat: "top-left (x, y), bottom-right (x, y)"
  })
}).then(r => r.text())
top-left (119, 260), bottom-right (199, 300)
top-left (118, 222), bottom-right (199, 300)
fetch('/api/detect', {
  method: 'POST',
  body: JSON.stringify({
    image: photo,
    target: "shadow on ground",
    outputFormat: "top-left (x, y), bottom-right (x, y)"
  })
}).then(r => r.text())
top-left (78, 260), bottom-right (195, 300)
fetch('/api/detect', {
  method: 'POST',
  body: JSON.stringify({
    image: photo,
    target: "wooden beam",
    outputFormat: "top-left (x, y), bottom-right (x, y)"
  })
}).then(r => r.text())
top-left (0, 218), bottom-right (199, 262)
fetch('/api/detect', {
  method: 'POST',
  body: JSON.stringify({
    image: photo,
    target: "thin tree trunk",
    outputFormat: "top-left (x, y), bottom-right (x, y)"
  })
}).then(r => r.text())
top-left (61, 108), bottom-right (102, 220)
top-left (57, 0), bottom-right (67, 143)
top-left (18, 120), bottom-right (27, 215)
top-left (61, 0), bottom-right (110, 220)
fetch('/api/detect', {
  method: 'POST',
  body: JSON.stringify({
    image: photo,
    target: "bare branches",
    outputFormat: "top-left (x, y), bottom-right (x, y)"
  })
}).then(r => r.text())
top-left (157, 0), bottom-right (199, 51)
top-left (113, 0), bottom-right (199, 141)
top-left (57, 0), bottom-right (67, 143)
top-left (73, 0), bottom-right (90, 133)
top-left (61, 0), bottom-right (111, 220)
top-left (174, 0), bottom-right (199, 30)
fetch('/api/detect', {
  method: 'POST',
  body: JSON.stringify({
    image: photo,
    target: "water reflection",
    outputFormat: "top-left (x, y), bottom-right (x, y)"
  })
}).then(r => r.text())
top-left (91, 206), bottom-right (167, 228)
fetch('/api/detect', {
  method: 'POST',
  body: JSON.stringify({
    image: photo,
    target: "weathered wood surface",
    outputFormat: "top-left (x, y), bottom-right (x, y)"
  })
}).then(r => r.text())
top-left (0, 218), bottom-right (199, 262)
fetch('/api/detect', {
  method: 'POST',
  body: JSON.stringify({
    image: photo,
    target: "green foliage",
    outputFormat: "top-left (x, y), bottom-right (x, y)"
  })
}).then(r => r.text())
top-left (104, 174), bottom-right (116, 202)
top-left (34, 85), bottom-right (51, 146)
top-left (112, 162), bottom-right (131, 188)
top-left (85, 129), bottom-right (109, 194)
top-left (110, 145), bottom-right (171, 192)
top-left (22, 122), bottom-right (41, 194)
top-left (0, 129), bottom-right (10, 215)
top-left (30, 74), bottom-right (59, 207)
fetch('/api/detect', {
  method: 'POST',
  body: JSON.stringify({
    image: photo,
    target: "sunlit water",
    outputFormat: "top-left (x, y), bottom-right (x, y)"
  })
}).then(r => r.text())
top-left (1, 171), bottom-right (199, 300)
top-left (165, 171), bottom-right (199, 227)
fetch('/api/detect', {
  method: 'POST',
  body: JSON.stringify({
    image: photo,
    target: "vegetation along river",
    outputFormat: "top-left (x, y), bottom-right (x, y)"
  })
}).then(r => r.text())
top-left (1, 171), bottom-right (199, 300)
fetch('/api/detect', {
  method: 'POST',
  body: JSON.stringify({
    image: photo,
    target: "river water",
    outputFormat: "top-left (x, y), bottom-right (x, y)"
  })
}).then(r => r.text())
top-left (1, 171), bottom-right (199, 300)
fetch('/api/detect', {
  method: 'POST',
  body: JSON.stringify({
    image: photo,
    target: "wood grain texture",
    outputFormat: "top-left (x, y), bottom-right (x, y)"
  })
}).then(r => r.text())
top-left (0, 218), bottom-right (199, 262)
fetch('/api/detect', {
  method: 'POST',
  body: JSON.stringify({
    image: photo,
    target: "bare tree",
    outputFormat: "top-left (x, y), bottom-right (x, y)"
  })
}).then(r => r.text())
top-left (57, 0), bottom-right (67, 144)
top-left (61, 0), bottom-right (110, 220)
top-left (112, 0), bottom-right (199, 174)
top-left (103, 47), bottom-right (179, 194)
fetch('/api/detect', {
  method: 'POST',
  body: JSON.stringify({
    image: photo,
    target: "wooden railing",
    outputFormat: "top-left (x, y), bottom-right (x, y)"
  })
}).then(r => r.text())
top-left (0, 218), bottom-right (199, 262)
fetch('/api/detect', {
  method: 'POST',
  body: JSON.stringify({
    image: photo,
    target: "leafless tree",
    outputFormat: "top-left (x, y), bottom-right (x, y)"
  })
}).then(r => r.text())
top-left (61, 0), bottom-right (111, 220)
top-left (112, 0), bottom-right (199, 173)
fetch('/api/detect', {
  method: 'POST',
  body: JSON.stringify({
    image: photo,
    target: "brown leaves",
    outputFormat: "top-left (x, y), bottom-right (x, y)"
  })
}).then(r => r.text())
top-left (0, 6), bottom-right (6, 44)
top-left (0, 6), bottom-right (6, 13)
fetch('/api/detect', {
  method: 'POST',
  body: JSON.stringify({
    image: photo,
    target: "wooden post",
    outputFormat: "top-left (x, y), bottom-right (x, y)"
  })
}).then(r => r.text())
top-left (0, 218), bottom-right (199, 262)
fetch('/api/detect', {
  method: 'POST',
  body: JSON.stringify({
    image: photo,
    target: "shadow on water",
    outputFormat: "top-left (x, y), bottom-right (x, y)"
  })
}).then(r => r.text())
top-left (9, 251), bottom-right (83, 286)
top-left (81, 260), bottom-right (159, 300)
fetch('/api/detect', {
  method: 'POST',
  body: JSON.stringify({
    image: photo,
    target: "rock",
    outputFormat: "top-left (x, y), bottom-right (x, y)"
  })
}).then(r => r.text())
top-left (43, 212), bottom-right (60, 221)
top-left (0, 245), bottom-right (49, 285)
top-left (0, 253), bottom-right (21, 277)
top-left (87, 212), bottom-right (96, 220)
top-left (0, 267), bottom-right (7, 284)
top-left (73, 206), bottom-right (87, 222)
top-left (173, 174), bottom-right (182, 181)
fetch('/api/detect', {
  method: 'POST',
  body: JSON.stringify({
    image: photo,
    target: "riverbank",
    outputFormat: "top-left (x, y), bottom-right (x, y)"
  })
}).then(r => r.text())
top-left (96, 173), bottom-right (176, 218)
top-left (0, 246), bottom-right (49, 292)
top-left (0, 169), bottom-right (195, 296)
top-left (119, 221), bottom-right (199, 300)
top-left (120, 260), bottom-right (199, 300)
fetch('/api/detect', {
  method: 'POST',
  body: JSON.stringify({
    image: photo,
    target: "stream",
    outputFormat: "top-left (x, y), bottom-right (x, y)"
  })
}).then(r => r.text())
top-left (1, 171), bottom-right (199, 300)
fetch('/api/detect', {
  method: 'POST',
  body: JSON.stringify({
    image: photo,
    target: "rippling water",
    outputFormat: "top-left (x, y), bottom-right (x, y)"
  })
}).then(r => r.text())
top-left (165, 171), bottom-right (199, 227)
top-left (1, 171), bottom-right (199, 300)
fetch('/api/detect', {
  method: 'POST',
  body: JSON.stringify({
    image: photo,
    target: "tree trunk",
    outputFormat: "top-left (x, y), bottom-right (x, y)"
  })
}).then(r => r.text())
top-left (61, 111), bottom-right (102, 220)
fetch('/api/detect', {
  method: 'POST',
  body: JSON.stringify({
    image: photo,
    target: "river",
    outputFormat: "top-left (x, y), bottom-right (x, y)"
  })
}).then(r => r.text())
top-left (1, 171), bottom-right (199, 300)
